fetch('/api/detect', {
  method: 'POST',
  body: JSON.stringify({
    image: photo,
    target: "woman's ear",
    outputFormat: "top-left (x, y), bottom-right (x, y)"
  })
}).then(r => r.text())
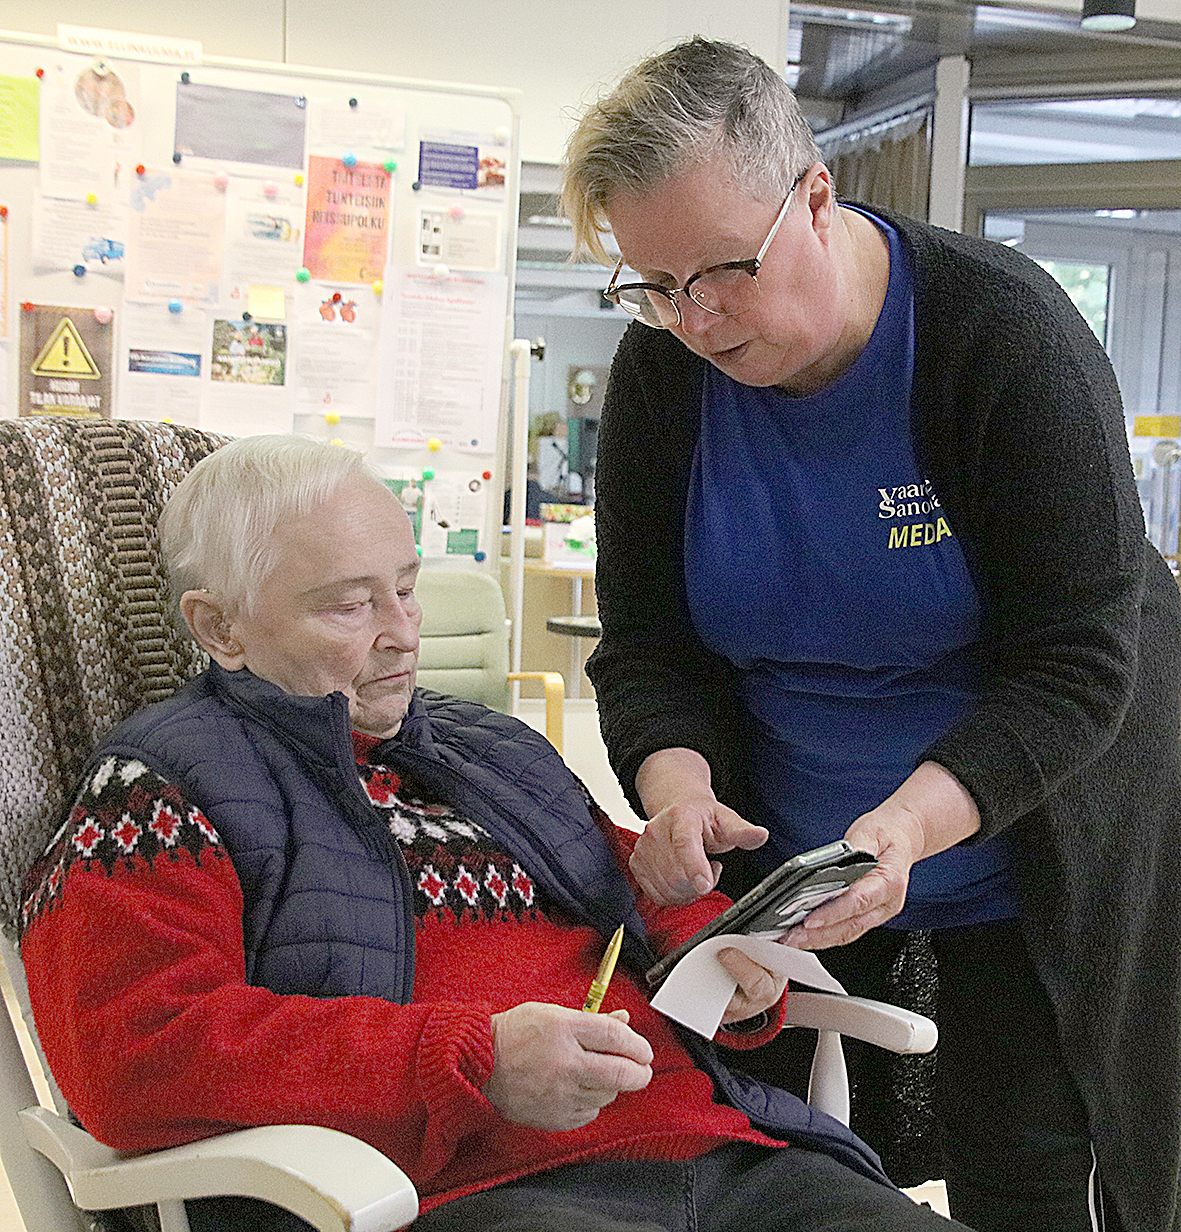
top-left (180, 591), bottom-right (246, 670)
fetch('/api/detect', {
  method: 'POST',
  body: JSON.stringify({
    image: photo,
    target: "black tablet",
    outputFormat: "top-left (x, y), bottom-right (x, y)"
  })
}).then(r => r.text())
top-left (645, 839), bottom-right (878, 988)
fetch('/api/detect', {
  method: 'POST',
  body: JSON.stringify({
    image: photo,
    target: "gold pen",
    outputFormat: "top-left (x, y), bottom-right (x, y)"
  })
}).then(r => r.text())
top-left (582, 924), bottom-right (625, 1012)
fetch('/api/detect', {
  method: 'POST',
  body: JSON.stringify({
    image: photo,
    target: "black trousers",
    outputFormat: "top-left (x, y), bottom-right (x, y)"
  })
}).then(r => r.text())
top-left (728, 921), bottom-right (1107, 1232)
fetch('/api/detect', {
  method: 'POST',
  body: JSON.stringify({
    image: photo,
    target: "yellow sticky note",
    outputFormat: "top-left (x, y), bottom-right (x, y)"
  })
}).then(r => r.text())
top-left (0, 75), bottom-right (39, 163)
top-left (1134, 415), bottom-right (1181, 437)
top-left (247, 285), bottom-right (286, 320)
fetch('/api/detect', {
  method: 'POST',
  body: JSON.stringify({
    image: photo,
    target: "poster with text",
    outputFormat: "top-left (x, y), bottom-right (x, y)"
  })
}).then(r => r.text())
top-left (302, 155), bottom-right (391, 283)
top-left (19, 303), bottom-right (113, 417)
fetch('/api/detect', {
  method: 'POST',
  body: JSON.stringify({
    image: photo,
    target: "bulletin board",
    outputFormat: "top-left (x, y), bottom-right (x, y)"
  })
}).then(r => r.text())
top-left (0, 26), bottom-right (522, 563)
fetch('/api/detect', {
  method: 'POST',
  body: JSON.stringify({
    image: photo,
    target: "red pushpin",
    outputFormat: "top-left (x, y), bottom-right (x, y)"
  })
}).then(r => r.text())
top-left (135, 164), bottom-right (146, 176)
top-left (0, 206), bottom-right (8, 218)
top-left (332, 292), bottom-right (342, 302)
top-left (35, 67), bottom-right (44, 79)
top-left (482, 471), bottom-right (492, 481)
top-left (21, 302), bottom-right (34, 312)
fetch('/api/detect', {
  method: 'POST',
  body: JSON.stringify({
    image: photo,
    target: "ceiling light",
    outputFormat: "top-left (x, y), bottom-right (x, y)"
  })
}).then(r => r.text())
top-left (1081, 0), bottom-right (1136, 32)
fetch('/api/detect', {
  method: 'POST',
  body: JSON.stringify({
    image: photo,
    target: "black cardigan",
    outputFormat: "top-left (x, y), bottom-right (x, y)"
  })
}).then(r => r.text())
top-left (588, 206), bottom-right (1181, 1232)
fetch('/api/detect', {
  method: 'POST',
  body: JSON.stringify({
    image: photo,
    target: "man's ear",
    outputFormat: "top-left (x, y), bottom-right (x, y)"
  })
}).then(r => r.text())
top-left (180, 591), bottom-right (246, 669)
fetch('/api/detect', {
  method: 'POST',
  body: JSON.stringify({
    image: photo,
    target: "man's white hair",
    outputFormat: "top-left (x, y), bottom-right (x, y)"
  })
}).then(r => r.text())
top-left (160, 434), bottom-right (379, 616)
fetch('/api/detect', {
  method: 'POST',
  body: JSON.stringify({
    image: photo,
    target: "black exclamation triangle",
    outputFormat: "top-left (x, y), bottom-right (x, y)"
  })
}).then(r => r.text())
top-left (62, 333), bottom-right (70, 369)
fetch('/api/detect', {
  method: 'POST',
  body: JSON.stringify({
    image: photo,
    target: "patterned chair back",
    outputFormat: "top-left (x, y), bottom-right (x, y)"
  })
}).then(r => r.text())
top-left (0, 417), bottom-right (225, 935)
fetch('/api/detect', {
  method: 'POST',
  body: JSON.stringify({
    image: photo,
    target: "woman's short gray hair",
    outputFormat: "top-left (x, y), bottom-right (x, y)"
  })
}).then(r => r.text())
top-left (562, 37), bottom-right (822, 263)
top-left (160, 434), bottom-right (376, 616)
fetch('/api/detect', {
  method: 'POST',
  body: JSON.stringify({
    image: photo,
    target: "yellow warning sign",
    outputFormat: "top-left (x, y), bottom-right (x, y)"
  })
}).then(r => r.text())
top-left (30, 317), bottom-right (101, 379)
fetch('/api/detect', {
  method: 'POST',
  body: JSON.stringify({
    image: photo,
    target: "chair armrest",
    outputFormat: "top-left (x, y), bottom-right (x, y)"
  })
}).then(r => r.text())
top-left (784, 991), bottom-right (938, 1054)
top-left (20, 1107), bottom-right (418, 1232)
top-left (507, 671), bottom-right (565, 754)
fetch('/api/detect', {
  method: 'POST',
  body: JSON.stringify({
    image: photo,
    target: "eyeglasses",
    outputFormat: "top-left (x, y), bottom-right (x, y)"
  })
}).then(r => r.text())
top-left (603, 169), bottom-right (808, 330)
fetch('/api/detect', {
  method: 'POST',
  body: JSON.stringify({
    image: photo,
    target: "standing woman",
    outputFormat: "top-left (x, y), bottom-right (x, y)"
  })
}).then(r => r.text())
top-left (562, 37), bottom-right (1181, 1232)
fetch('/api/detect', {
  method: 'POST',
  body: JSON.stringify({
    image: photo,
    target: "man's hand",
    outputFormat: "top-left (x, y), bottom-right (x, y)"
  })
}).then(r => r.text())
top-left (483, 1003), bottom-right (653, 1131)
top-left (632, 748), bottom-right (768, 906)
top-left (716, 947), bottom-right (787, 1024)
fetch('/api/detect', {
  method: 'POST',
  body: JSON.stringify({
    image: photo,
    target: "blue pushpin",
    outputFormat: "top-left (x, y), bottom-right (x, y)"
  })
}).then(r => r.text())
top-left (342, 151), bottom-right (357, 168)
top-left (172, 151), bottom-right (182, 163)
top-left (168, 299), bottom-right (183, 314)
top-left (73, 264), bottom-right (86, 277)
top-left (474, 550), bottom-right (486, 563)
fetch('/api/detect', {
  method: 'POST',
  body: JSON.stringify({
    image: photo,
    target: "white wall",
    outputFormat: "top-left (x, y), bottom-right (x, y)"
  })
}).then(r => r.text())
top-left (0, 0), bottom-right (789, 164)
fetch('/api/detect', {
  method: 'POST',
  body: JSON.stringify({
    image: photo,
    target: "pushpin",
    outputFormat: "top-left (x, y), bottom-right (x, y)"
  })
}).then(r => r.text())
top-left (331, 291), bottom-right (342, 302)
top-left (94, 306), bottom-right (113, 324)
top-left (294, 173), bottom-right (304, 187)
top-left (494, 125), bottom-right (511, 146)
top-left (330, 437), bottom-right (345, 447)
top-left (241, 311), bottom-right (252, 322)
top-left (21, 302), bottom-right (33, 312)
top-left (35, 67), bottom-right (44, 80)
top-left (263, 180), bottom-right (278, 198)
top-left (348, 97), bottom-right (358, 108)
top-left (432, 263), bottom-right (449, 280)
top-left (449, 201), bottom-right (465, 220)
top-left (482, 470), bottom-right (492, 481)
top-left (422, 467), bottom-right (436, 481)
top-left (372, 279), bottom-right (383, 295)
top-left (427, 438), bottom-right (442, 453)
top-left (0, 206), bottom-right (8, 218)
top-left (168, 299), bottom-right (183, 314)
top-left (135, 164), bottom-right (146, 177)
top-left (86, 193), bottom-right (98, 206)
top-left (180, 71), bottom-right (190, 84)
top-left (325, 410), bottom-right (341, 425)
top-left (172, 151), bottom-right (182, 164)
top-left (213, 171), bottom-right (229, 190)
top-left (383, 159), bottom-right (397, 174)
top-left (411, 180), bottom-right (421, 191)
top-left (474, 550), bottom-right (486, 562)
top-left (295, 95), bottom-right (306, 109)
top-left (342, 151), bottom-right (357, 168)
top-left (73, 264), bottom-right (86, 277)
top-left (296, 267), bottom-right (311, 283)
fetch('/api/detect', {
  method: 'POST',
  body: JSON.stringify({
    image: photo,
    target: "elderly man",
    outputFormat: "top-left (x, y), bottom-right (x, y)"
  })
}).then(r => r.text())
top-left (20, 436), bottom-right (968, 1232)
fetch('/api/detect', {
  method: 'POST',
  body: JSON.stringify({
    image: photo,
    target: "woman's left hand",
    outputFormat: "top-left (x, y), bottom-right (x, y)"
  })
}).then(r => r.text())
top-left (780, 760), bottom-right (982, 951)
top-left (716, 946), bottom-right (788, 1023)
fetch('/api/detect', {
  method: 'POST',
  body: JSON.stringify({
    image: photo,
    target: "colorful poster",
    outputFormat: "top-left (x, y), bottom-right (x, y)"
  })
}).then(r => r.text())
top-left (302, 155), bottom-right (391, 283)
top-left (19, 303), bottom-right (113, 417)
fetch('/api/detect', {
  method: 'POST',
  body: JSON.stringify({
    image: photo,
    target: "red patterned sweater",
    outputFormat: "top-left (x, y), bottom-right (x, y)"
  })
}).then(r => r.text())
top-left (20, 734), bottom-right (787, 1213)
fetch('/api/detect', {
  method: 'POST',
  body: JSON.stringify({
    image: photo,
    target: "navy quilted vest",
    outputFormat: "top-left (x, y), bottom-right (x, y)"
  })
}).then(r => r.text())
top-left (96, 662), bottom-right (889, 1184)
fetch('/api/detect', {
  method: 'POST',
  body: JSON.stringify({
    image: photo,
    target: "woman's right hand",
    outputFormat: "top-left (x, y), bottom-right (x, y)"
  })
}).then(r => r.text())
top-left (632, 749), bottom-right (768, 906)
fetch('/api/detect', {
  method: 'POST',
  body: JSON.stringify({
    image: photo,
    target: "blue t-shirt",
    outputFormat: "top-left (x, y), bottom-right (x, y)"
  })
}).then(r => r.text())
top-left (684, 213), bottom-right (1017, 929)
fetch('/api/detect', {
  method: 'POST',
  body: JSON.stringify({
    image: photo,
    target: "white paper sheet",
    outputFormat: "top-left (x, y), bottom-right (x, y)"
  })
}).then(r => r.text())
top-left (373, 266), bottom-right (507, 453)
top-left (649, 936), bottom-right (846, 1039)
top-left (126, 170), bottom-right (225, 303)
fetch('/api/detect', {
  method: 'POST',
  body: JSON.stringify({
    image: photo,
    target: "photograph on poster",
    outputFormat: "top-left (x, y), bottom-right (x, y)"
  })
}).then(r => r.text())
top-left (211, 317), bottom-right (286, 385)
top-left (302, 155), bottom-right (391, 283)
top-left (174, 81), bottom-right (307, 170)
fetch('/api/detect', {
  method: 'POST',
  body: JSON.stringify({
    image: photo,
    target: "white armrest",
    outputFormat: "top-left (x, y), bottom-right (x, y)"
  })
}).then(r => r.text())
top-left (784, 992), bottom-right (938, 1054)
top-left (20, 1107), bottom-right (418, 1232)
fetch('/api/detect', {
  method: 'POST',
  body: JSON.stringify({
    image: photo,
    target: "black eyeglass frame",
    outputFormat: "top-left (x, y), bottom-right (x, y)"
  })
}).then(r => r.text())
top-left (602, 168), bottom-right (809, 329)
